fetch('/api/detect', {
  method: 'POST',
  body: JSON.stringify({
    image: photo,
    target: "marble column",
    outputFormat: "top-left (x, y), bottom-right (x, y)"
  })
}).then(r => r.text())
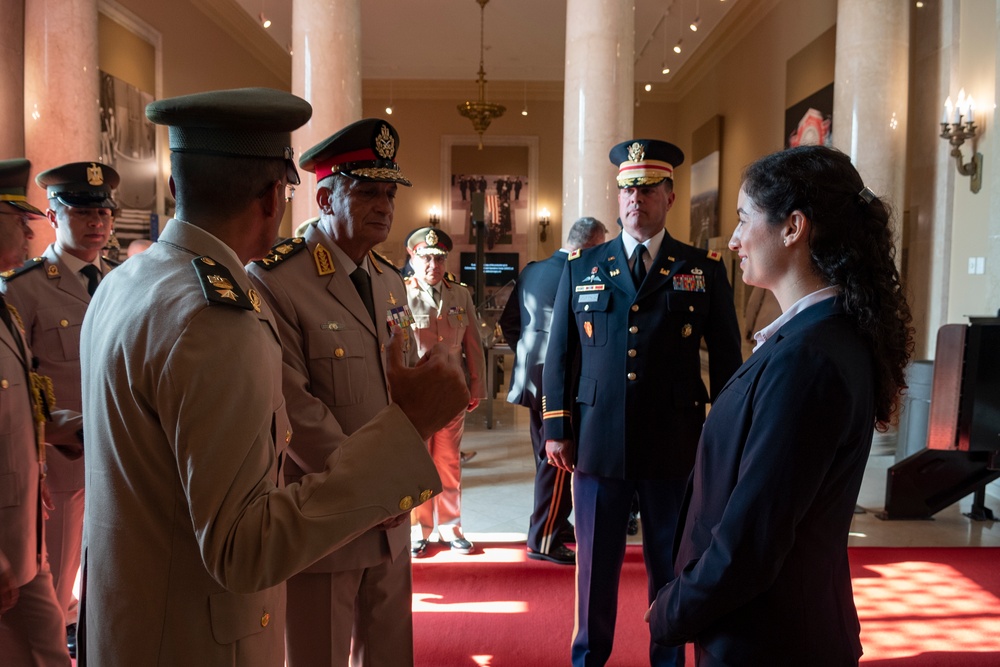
top-left (290, 0), bottom-right (363, 229)
top-left (23, 0), bottom-right (102, 255)
top-left (562, 0), bottom-right (634, 240)
top-left (0, 0), bottom-right (25, 158)
top-left (832, 0), bottom-right (910, 259)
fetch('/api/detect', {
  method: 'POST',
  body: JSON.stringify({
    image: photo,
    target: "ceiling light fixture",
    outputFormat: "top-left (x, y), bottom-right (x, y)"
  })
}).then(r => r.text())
top-left (521, 81), bottom-right (528, 116)
top-left (674, 39), bottom-right (683, 54)
top-left (386, 80), bottom-right (394, 115)
top-left (458, 0), bottom-right (506, 149)
top-left (690, 0), bottom-right (701, 31)
top-left (259, 11), bottom-right (270, 28)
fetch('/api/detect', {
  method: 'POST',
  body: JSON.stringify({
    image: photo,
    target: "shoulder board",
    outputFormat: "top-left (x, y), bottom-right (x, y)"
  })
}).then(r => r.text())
top-left (1, 257), bottom-right (45, 281)
top-left (706, 250), bottom-right (723, 262)
top-left (253, 237), bottom-right (307, 270)
top-left (103, 255), bottom-right (122, 268)
top-left (567, 249), bottom-right (581, 261)
top-left (192, 257), bottom-right (255, 311)
top-left (369, 250), bottom-right (401, 275)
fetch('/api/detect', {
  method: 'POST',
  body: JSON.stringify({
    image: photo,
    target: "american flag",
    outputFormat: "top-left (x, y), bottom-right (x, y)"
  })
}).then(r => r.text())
top-left (486, 194), bottom-right (500, 226)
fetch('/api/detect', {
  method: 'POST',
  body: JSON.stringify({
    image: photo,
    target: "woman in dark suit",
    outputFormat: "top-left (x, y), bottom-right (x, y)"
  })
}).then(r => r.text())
top-left (645, 145), bottom-right (914, 665)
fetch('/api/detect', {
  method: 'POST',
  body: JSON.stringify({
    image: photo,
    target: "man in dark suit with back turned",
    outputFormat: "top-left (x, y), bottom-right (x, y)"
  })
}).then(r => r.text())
top-left (499, 216), bottom-right (607, 565)
top-left (543, 138), bottom-right (742, 666)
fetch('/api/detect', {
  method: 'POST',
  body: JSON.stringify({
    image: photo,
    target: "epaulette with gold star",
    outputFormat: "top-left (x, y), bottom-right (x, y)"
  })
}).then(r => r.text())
top-left (369, 250), bottom-right (400, 275)
top-left (1, 257), bottom-right (45, 282)
top-left (567, 249), bottom-right (581, 261)
top-left (192, 256), bottom-right (259, 312)
top-left (253, 237), bottom-right (307, 270)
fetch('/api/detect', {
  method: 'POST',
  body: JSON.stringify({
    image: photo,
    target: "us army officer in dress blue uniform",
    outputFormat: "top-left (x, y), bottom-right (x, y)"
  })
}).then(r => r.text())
top-left (79, 89), bottom-right (467, 667)
top-left (1, 161), bottom-right (121, 656)
top-left (543, 139), bottom-right (742, 667)
top-left (248, 119), bottom-right (427, 667)
top-left (646, 146), bottom-right (914, 666)
top-left (0, 158), bottom-right (72, 666)
top-left (499, 216), bottom-right (608, 566)
top-left (403, 228), bottom-right (486, 557)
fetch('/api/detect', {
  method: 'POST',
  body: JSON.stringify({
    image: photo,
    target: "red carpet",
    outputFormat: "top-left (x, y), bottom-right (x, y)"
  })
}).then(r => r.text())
top-left (412, 545), bottom-right (1000, 666)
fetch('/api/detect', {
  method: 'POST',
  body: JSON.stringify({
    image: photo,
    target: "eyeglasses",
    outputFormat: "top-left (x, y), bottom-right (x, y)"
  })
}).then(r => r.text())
top-left (284, 183), bottom-right (296, 202)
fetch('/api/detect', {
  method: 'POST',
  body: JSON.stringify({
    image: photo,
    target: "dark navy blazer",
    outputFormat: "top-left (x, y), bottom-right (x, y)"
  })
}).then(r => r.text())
top-left (650, 297), bottom-right (874, 665)
top-left (542, 233), bottom-right (742, 480)
top-left (499, 250), bottom-right (568, 410)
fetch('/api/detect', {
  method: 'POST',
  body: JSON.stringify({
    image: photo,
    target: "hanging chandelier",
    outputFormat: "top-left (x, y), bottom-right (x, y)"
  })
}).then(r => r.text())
top-left (458, 0), bottom-right (505, 149)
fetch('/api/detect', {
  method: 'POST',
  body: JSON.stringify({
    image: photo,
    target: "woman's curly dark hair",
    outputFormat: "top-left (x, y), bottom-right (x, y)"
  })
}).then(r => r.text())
top-left (741, 145), bottom-right (914, 430)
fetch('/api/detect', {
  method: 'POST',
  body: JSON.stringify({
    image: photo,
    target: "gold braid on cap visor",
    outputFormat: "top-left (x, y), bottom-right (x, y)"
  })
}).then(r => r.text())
top-left (616, 159), bottom-right (674, 187)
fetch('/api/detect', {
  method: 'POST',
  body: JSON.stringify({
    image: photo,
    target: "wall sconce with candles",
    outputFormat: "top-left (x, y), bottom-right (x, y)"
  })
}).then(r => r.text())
top-left (940, 88), bottom-right (982, 194)
top-left (428, 205), bottom-right (441, 227)
top-left (538, 208), bottom-right (551, 241)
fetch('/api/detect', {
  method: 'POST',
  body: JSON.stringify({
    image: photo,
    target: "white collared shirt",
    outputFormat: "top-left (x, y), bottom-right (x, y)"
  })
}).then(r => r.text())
top-left (619, 227), bottom-right (665, 273)
top-left (53, 244), bottom-right (103, 292)
top-left (752, 286), bottom-right (840, 353)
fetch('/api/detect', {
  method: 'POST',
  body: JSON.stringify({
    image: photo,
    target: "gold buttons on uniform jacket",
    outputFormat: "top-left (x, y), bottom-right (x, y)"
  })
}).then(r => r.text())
top-left (631, 304), bottom-right (639, 312)
top-left (334, 348), bottom-right (345, 358)
top-left (60, 319), bottom-right (69, 327)
top-left (399, 496), bottom-right (414, 511)
top-left (419, 489), bottom-right (433, 503)
top-left (437, 335), bottom-right (444, 342)
top-left (628, 349), bottom-right (637, 357)
top-left (0, 379), bottom-right (8, 389)
top-left (629, 325), bottom-right (638, 334)
top-left (285, 429), bottom-right (292, 444)
top-left (260, 612), bottom-right (270, 627)
top-left (627, 372), bottom-right (637, 380)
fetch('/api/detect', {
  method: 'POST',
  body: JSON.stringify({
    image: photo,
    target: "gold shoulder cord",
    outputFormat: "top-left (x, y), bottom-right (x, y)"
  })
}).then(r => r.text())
top-left (9, 303), bottom-right (56, 471)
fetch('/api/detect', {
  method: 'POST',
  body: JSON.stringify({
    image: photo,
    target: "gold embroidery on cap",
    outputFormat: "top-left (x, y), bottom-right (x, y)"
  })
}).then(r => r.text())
top-left (627, 142), bottom-right (646, 162)
top-left (376, 125), bottom-right (395, 159)
top-left (87, 163), bottom-right (104, 186)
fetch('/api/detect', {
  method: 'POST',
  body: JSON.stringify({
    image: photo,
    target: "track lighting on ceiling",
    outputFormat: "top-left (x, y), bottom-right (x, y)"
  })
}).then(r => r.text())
top-left (521, 81), bottom-right (528, 116)
top-left (259, 12), bottom-right (270, 28)
top-left (674, 39), bottom-right (683, 54)
top-left (690, 16), bottom-right (700, 31)
top-left (386, 80), bottom-right (394, 115)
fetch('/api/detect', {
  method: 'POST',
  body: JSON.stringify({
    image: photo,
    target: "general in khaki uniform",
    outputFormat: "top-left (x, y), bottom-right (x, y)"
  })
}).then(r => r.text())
top-left (1, 161), bottom-right (121, 654)
top-left (79, 89), bottom-right (445, 667)
top-left (542, 139), bottom-right (742, 667)
top-left (0, 158), bottom-right (71, 666)
top-left (404, 228), bottom-right (486, 557)
top-left (248, 118), bottom-right (423, 667)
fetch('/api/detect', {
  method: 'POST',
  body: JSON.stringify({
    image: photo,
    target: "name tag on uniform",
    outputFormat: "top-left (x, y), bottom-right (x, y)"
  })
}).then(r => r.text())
top-left (575, 284), bottom-right (605, 292)
top-left (578, 293), bottom-right (599, 303)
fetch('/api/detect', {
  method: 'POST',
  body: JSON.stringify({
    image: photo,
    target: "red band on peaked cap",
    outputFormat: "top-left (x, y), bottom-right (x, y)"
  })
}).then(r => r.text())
top-left (313, 148), bottom-right (378, 182)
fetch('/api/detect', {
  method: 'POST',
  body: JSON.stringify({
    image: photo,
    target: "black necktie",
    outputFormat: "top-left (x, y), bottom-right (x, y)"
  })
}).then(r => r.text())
top-left (631, 244), bottom-right (647, 288)
top-left (349, 267), bottom-right (377, 326)
top-left (81, 264), bottom-right (101, 297)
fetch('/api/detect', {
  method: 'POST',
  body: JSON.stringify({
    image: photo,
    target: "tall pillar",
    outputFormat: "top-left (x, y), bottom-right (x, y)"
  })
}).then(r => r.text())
top-left (562, 0), bottom-right (634, 240)
top-left (24, 0), bottom-right (101, 255)
top-left (0, 0), bottom-right (25, 158)
top-left (290, 0), bottom-right (363, 229)
top-left (832, 0), bottom-right (909, 254)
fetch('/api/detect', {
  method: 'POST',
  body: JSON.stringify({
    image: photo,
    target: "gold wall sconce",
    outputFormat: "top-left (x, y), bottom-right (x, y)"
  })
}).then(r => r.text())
top-left (941, 89), bottom-right (982, 194)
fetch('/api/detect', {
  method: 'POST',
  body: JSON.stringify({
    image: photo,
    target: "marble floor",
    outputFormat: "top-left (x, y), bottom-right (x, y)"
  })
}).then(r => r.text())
top-left (457, 398), bottom-right (1000, 550)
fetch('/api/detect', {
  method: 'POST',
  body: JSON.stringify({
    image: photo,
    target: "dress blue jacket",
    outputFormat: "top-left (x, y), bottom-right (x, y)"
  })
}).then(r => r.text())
top-left (650, 296), bottom-right (873, 665)
top-left (542, 232), bottom-right (742, 480)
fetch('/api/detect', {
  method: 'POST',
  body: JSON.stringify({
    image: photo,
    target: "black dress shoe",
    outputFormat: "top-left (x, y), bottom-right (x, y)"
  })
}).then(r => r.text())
top-left (527, 545), bottom-right (575, 565)
top-left (411, 539), bottom-right (430, 558)
top-left (449, 537), bottom-right (474, 554)
top-left (66, 623), bottom-right (77, 659)
top-left (556, 524), bottom-right (576, 544)
top-left (627, 511), bottom-right (640, 536)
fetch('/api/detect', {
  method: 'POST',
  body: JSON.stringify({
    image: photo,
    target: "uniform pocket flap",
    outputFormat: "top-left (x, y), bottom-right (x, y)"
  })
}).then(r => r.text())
top-left (306, 329), bottom-right (364, 360)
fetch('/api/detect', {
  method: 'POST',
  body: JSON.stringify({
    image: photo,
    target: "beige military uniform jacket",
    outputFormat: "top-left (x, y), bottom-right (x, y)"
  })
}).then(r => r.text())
top-left (0, 244), bottom-right (96, 474)
top-left (0, 299), bottom-right (44, 587)
top-left (405, 276), bottom-right (487, 400)
top-left (80, 219), bottom-right (439, 667)
top-left (248, 223), bottom-right (415, 571)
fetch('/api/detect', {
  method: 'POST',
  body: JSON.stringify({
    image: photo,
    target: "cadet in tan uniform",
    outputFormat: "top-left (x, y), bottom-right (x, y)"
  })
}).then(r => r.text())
top-left (0, 158), bottom-right (71, 666)
top-left (248, 118), bottom-right (422, 667)
top-left (404, 228), bottom-right (487, 557)
top-left (78, 89), bottom-right (468, 667)
top-left (1, 161), bottom-right (121, 657)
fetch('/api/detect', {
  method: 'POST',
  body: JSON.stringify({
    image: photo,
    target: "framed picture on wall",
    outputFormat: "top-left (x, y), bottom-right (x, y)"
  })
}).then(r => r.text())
top-left (785, 82), bottom-right (833, 148)
top-left (690, 116), bottom-right (723, 250)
